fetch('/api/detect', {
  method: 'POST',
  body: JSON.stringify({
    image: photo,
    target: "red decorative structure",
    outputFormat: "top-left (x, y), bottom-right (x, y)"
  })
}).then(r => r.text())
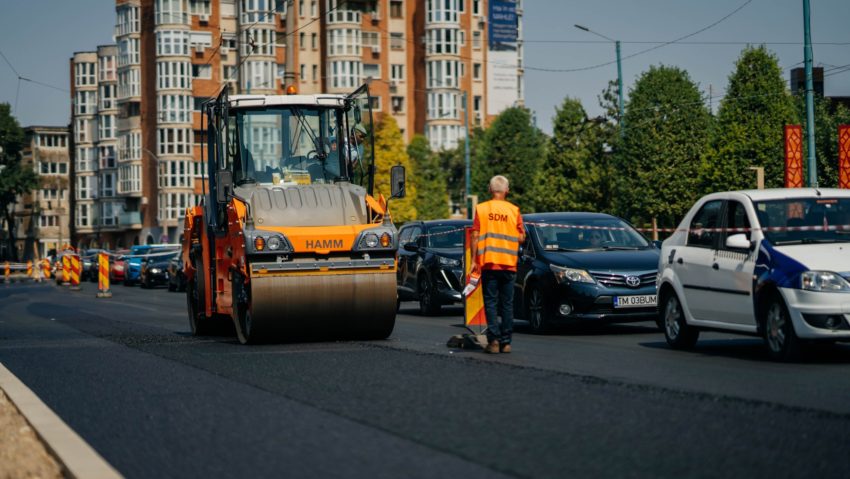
top-left (784, 125), bottom-right (804, 188)
top-left (839, 125), bottom-right (850, 189)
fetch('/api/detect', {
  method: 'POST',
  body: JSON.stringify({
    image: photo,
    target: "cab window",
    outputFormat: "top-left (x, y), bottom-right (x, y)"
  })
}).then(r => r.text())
top-left (688, 200), bottom-right (723, 248)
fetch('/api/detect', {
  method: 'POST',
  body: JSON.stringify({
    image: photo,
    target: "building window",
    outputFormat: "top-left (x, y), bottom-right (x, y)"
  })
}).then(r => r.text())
top-left (192, 64), bottom-right (212, 79)
top-left (329, 60), bottom-right (361, 89)
top-left (242, 61), bottom-right (275, 90)
top-left (390, 32), bottom-right (404, 50)
top-left (118, 68), bottom-right (141, 98)
top-left (155, 0), bottom-right (187, 25)
top-left (328, 28), bottom-right (361, 56)
top-left (74, 62), bottom-right (96, 87)
top-left (427, 91), bottom-right (459, 120)
top-left (391, 64), bottom-right (404, 82)
top-left (473, 0), bottom-right (480, 15)
top-left (157, 61), bottom-right (192, 89)
top-left (427, 28), bottom-right (461, 55)
top-left (391, 96), bottom-right (404, 113)
top-left (101, 201), bottom-right (120, 226)
top-left (390, 0), bottom-right (403, 18)
top-left (99, 84), bottom-right (116, 110)
top-left (158, 94), bottom-right (192, 123)
top-left (311, 32), bottom-right (318, 49)
top-left (76, 175), bottom-right (97, 200)
top-left (98, 115), bottom-right (116, 140)
top-left (427, 124), bottom-right (463, 150)
top-left (101, 173), bottom-right (116, 198)
top-left (473, 95), bottom-right (482, 114)
top-left (240, 28), bottom-right (274, 56)
top-left (190, 31), bottom-right (214, 51)
top-left (158, 160), bottom-right (193, 188)
top-left (118, 38), bottom-right (140, 66)
top-left (426, 60), bottom-right (460, 88)
top-left (38, 135), bottom-right (67, 148)
top-left (426, 0), bottom-right (460, 24)
top-left (76, 147), bottom-right (97, 172)
top-left (99, 56), bottom-right (116, 82)
top-left (310, 0), bottom-right (317, 17)
top-left (472, 31), bottom-right (481, 50)
top-left (326, 0), bottom-right (361, 24)
top-left (119, 164), bottom-right (142, 194)
top-left (241, 0), bottom-right (276, 23)
top-left (76, 204), bottom-right (90, 227)
top-left (158, 192), bottom-right (196, 221)
top-left (100, 146), bottom-right (116, 169)
top-left (74, 91), bottom-right (96, 115)
top-left (156, 30), bottom-right (190, 56)
top-left (312, 64), bottom-right (318, 81)
top-left (119, 132), bottom-right (142, 161)
top-left (75, 118), bottom-right (92, 143)
top-left (363, 63), bottom-right (380, 79)
top-left (300, 64), bottom-right (306, 81)
top-left (473, 63), bottom-right (482, 80)
top-left (116, 5), bottom-right (140, 35)
top-left (190, 0), bottom-right (211, 15)
top-left (157, 128), bottom-right (193, 155)
top-left (369, 95), bottom-right (381, 112)
top-left (300, 32), bottom-right (306, 50)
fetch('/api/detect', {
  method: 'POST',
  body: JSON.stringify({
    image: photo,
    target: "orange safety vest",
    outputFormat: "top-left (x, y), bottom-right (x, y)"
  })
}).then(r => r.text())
top-left (475, 200), bottom-right (521, 269)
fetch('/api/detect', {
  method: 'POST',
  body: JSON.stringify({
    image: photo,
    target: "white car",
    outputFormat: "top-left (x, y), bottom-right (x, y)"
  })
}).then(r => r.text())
top-left (657, 188), bottom-right (850, 360)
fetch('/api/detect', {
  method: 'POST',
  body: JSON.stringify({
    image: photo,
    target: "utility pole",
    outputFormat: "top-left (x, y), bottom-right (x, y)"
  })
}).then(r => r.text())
top-left (463, 91), bottom-right (471, 219)
top-left (615, 40), bottom-right (624, 137)
top-left (803, 0), bottom-right (817, 187)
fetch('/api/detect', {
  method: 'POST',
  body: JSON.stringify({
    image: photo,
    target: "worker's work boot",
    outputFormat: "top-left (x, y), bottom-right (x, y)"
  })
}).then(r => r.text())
top-left (500, 343), bottom-right (511, 354)
top-left (484, 341), bottom-right (500, 354)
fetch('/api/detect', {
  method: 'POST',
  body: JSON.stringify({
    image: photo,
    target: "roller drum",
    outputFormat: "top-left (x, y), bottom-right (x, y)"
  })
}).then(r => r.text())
top-left (245, 271), bottom-right (397, 341)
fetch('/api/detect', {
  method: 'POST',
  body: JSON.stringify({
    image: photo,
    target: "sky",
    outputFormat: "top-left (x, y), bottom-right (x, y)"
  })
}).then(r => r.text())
top-left (0, 0), bottom-right (848, 134)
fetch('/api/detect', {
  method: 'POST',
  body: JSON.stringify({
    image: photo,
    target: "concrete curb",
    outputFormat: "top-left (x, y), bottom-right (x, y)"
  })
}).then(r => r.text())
top-left (0, 363), bottom-right (123, 479)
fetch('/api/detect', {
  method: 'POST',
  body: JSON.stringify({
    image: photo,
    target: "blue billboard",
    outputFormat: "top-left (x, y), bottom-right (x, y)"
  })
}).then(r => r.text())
top-left (489, 0), bottom-right (518, 48)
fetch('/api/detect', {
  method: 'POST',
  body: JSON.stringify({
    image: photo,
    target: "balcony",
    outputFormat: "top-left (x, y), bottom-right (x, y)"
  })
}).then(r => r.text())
top-left (119, 211), bottom-right (142, 228)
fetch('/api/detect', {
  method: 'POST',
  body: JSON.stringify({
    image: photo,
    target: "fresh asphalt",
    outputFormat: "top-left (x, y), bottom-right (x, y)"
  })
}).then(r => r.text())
top-left (1, 281), bottom-right (849, 478)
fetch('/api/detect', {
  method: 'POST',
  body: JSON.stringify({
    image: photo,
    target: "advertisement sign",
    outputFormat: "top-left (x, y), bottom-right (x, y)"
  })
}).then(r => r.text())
top-left (840, 125), bottom-right (850, 189)
top-left (784, 124), bottom-right (804, 188)
top-left (488, 0), bottom-right (518, 47)
top-left (487, 0), bottom-right (519, 115)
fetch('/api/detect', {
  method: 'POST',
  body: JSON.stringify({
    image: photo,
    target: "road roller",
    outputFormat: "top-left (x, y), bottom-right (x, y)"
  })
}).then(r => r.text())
top-left (182, 84), bottom-right (406, 344)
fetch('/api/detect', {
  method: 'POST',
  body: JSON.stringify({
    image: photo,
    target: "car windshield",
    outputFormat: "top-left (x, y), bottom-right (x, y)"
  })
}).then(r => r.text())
top-left (532, 218), bottom-right (649, 251)
top-left (232, 106), bottom-right (350, 187)
top-left (755, 197), bottom-right (850, 244)
top-left (426, 225), bottom-right (466, 248)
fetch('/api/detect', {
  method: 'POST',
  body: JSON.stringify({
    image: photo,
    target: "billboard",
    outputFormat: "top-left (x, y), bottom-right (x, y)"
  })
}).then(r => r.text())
top-left (487, 0), bottom-right (519, 115)
top-left (488, 0), bottom-right (518, 47)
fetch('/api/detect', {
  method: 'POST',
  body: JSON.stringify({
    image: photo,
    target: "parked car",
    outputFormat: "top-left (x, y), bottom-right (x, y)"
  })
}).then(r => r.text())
top-left (514, 213), bottom-right (660, 333)
top-left (167, 255), bottom-right (186, 292)
top-left (658, 188), bottom-right (850, 360)
top-left (81, 249), bottom-right (103, 282)
top-left (123, 244), bottom-right (177, 286)
top-left (397, 219), bottom-right (472, 314)
top-left (109, 250), bottom-right (130, 283)
top-left (140, 252), bottom-right (178, 289)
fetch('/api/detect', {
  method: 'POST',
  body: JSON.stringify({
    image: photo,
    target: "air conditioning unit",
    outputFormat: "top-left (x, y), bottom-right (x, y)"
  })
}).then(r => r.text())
top-left (389, 80), bottom-right (397, 93)
top-left (476, 15), bottom-right (487, 26)
top-left (220, 46), bottom-right (229, 55)
top-left (199, 14), bottom-right (210, 23)
top-left (195, 43), bottom-right (205, 53)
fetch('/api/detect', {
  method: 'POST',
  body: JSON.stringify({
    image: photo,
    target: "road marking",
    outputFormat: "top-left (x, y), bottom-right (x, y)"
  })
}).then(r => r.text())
top-left (0, 363), bottom-right (123, 479)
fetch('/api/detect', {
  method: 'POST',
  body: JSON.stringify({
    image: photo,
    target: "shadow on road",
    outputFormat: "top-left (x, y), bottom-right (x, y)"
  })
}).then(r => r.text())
top-left (513, 320), bottom-right (661, 337)
top-left (640, 338), bottom-right (850, 364)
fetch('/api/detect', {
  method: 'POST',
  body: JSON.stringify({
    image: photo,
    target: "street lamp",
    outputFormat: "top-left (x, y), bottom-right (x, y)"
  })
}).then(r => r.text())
top-left (575, 24), bottom-right (624, 137)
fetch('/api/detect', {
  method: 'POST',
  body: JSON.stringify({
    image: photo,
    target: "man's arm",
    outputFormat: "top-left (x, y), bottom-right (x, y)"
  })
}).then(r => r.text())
top-left (517, 215), bottom-right (526, 244)
top-left (470, 213), bottom-right (481, 274)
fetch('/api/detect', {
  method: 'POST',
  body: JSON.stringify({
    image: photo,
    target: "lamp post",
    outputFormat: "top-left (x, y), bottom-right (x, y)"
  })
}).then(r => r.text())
top-left (575, 24), bottom-right (624, 137)
top-left (463, 91), bottom-right (471, 219)
top-left (802, 0), bottom-right (817, 187)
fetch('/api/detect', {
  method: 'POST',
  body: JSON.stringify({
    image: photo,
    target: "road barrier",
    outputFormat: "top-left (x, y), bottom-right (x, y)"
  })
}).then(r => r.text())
top-left (96, 253), bottom-right (111, 298)
top-left (69, 255), bottom-right (81, 290)
top-left (61, 256), bottom-right (70, 285)
top-left (42, 259), bottom-right (51, 279)
top-left (26, 261), bottom-right (32, 278)
top-left (4, 262), bottom-right (8, 284)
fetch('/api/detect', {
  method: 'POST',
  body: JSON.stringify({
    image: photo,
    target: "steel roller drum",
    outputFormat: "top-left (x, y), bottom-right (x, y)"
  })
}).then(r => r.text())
top-left (246, 270), bottom-right (397, 340)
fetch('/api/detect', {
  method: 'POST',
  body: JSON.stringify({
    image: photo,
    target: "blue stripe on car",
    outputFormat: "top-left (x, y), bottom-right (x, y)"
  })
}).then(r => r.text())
top-left (752, 239), bottom-right (809, 312)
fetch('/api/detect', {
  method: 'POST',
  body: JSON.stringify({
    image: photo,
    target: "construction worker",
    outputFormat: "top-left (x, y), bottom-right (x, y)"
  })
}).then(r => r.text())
top-left (470, 175), bottom-right (525, 354)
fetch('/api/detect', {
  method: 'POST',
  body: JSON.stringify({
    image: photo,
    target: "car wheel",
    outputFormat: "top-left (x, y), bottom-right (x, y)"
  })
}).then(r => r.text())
top-left (661, 290), bottom-right (699, 349)
top-left (763, 293), bottom-right (801, 361)
top-left (527, 286), bottom-right (550, 334)
top-left (418, 275), bottom-right (441, 315)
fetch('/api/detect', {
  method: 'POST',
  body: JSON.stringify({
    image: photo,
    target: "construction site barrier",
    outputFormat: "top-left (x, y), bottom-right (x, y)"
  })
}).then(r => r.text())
top-left (61, 256), bottom-right (70, 285)
top-left (96, 253), bottom-right (111, 298)
top-left (3, 262), bottom-right (8, 284)
top-left (42, 259), bottom-right (51, 279)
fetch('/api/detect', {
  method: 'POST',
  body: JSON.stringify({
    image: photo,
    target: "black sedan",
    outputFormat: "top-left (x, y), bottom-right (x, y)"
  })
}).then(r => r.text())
top-left (397, 219), bottom-right (472, 314)
top-left (167, 255), bottom-right (186, 292)
top-left (140, 253), bottom-right (178, 289)
top-left (514, 213), bottom-right (660, 333)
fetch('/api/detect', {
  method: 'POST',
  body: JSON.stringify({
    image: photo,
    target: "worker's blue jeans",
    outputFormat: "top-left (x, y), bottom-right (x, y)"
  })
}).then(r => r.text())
top-left (482, 269), bottom-right (515, 345)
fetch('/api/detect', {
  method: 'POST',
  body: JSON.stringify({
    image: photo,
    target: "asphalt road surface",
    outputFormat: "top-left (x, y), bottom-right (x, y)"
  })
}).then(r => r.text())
top-left (1, 281), bottom-right (850, 478)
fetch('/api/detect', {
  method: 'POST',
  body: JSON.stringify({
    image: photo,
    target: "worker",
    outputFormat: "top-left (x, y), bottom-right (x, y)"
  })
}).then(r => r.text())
top-left (347, 124), bottom-right (367, 173)
top-left (470, 175), bottom-right (525, 354)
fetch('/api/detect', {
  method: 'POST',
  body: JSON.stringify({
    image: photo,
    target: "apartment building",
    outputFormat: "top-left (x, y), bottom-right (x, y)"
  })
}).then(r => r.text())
top-left (70, 0), bottom-right (522, 247)
top-left (10, 127), bottom-right (72, 260)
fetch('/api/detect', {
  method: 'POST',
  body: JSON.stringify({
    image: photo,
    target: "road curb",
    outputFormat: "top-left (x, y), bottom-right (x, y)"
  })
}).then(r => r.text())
top-left (0, 363), bottom-right (123, 479)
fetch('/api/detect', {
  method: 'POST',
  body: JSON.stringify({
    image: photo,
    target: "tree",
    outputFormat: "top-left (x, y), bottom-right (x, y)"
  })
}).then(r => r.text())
top-left (614, 65), bottom-right (712, 227)
top-left (706, 46), bottom-right (798, 191)
top-left (407, 135), bottom-right (448, 220)
top-left (472, 107), bottom-right (545, 212)
top-left (0, 103), bottom-right (36, 261)
top-left (373, 115), bottom-right (416, 222)
top-left (532, 97), bottom-right (613, 212)
top-left (807, 96), bottom-right (850, 188)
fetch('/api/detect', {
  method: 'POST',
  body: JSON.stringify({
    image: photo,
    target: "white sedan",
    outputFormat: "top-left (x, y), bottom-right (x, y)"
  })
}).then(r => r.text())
top-left (657, 188), bottom-right (850, 360)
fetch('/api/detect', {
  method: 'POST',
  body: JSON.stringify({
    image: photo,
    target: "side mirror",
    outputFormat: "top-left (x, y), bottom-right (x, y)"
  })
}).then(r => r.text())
top-left (725, 233), bottom-right (753, 251)
top-left (353, 105), bottom-right (362, 124)
top-left (403, 242), bottom-right (419, 253)
top-left (390, 165), bottom-right (406, 199)
top-left (652, 240), bottom-right (663, 249)
top-left (216, 170), bottom-right (233, 204)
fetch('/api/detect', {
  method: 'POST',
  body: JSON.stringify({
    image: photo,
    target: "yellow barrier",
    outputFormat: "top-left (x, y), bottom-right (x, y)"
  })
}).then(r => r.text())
top-left (62, 256), bottom-right (71, 285)
top-left (69, 255), bottom-right (81, 290)
top-left (42, 259), bottom-right (51, 279)
top-left (96, 253), bottom-right (112, 298)
top-left (3, 262), bottom-right (8, 284)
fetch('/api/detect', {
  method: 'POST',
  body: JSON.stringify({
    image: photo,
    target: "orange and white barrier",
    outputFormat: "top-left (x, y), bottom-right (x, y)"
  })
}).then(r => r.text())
top-left (96, 253), bottom-right (111, 298)
top-left (3, 262), bottom-right (9, 284)
top-left (69, 254), bottom-right (81, 290)
top-left (42, 259), bottom-right (51, 279)
top-left (463, 227), bottom-right (487, 334)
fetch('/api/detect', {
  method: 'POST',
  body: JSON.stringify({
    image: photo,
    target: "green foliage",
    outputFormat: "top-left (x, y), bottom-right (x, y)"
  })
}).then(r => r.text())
top-left (0, 103), bottom-right (37, 261)
top-left (706, 46), bottom-right (798, 190)
top-left (373, 115), bottom-right (416, 222)
top-left (615, 65), bottom-right (712, 226)
top-left (407, 135), bottom-right (448, 220)
top-left (532, 97), bottom-right (614, 213)
top-left (808, 96), bottom-right (850, 188)
top-left (472, 107), bottom-right (544, 211)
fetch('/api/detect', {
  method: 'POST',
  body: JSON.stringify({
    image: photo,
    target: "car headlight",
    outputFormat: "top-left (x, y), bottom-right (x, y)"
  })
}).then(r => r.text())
top-left (800, 271), bottom-right (850, 292)
top-left (150, 268), bottom-right (161, 274)
top-left (550, 265), bottom-right (595, 284)
top-left (437, 255), bottom-right (460, 267)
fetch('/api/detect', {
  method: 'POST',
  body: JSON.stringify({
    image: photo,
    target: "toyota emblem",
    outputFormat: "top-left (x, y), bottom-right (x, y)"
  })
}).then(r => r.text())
top-left (625, 275), bottom-right (641, 287)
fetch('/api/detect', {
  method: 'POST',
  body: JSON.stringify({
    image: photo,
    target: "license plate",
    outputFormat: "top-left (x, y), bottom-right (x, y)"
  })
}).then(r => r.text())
top-left (614, 295), bottom-right (657, 308)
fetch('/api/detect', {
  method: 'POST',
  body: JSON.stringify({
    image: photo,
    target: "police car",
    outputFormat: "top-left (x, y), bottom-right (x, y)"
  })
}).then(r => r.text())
top-left (657, 188), bottom-right (850, 360)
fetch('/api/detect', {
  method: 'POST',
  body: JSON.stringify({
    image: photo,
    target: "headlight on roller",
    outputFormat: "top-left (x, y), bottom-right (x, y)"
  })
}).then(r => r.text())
top-left (800, 271), bottom-right (850, 292)
top-left (247, 231), bottom-right (292, 254)
top-left (362, 234), bottom-right (379, 248)
top-left (353, 228), bottom-right (395, 251)
top-left (550, 265), bottom-right (595, 284)
top-left (267, 236), bottom-right (281, 251)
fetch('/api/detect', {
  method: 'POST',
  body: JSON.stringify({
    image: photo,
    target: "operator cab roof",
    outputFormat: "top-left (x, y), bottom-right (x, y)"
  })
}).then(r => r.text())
top-left (228, 94), bottom-right (347, 109)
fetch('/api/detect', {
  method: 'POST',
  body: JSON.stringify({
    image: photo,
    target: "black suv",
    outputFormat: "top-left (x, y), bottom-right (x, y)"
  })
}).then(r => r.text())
top-left (397, 219), bottom-right (472, 314)
top-left (515, 213), bottom-right (660, 333)
top-left (140, 253), bottom-right (178, 289)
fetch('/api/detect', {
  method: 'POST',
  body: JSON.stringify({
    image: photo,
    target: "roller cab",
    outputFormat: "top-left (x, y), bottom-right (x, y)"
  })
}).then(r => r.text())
top-left (184, 84), bottom-right (406, 344)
